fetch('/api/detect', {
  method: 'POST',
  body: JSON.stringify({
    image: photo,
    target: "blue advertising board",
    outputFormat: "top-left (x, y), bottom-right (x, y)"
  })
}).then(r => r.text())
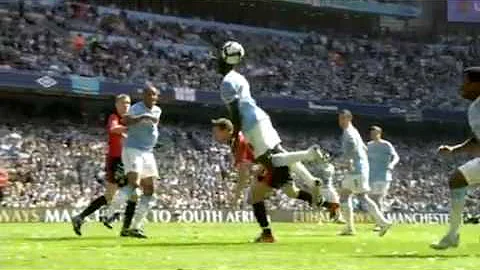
top-left (0, 70), bottom-right (467, 124)
top-left (448, 0), bottom-right (480, 23)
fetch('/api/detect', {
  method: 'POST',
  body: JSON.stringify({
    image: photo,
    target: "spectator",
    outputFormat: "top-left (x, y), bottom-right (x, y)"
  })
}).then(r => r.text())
top-left (72, 33), bottom-right (85, 52)
top-left (0, 168), bottom-right (8, 202)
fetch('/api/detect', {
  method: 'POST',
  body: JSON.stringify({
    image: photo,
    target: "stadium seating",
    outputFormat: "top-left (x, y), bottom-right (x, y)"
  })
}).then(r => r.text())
top-left (0, 4), bottom-right (477, 110)
top-left (1, 106), bottom-right (479, 213)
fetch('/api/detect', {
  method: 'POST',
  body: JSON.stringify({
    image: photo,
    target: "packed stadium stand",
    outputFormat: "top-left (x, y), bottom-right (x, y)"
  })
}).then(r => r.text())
top-left (0, 1), bottom-right (477, 110)
top-left (0, 0), bottom-right (479, 215)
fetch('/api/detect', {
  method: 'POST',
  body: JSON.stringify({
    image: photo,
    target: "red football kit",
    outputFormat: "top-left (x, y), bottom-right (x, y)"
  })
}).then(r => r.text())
top-left (232, 132), bottom-right (273, 186)
top-left (106, 113), bottom-right (125, 184)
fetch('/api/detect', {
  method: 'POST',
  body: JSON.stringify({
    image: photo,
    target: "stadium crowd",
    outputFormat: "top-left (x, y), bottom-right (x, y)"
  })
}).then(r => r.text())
top-left (1, 2), bottom-right (480, 214)
top-left (0, 3), bottom-right (478, 111)
top-left (1, 105), bottom-right (479, 214)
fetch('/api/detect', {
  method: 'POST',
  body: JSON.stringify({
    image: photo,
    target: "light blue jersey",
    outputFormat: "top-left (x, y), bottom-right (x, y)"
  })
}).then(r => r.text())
top-left (125, 101), bottom-right (162, 151)
top-left (220, 70), bottom-right (269, 132)
top-left (468, 96), bottom-right (480, 140)
top-left (368, 139), bottom-right (399, 183)
top-left (341, 125), bottom-right (369, 176)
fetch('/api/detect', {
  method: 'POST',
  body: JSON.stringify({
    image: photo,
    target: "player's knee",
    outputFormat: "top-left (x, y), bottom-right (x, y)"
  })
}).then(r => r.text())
top-left (126, 172), bottom-right (140, 187)
top-left (449, 170), bottom-right (469, 189)
top-left (104, 191), bottom-right (115, 203)
top-left (251, 182), bottom-right (270, 204)
top-left (104, 182), bottom-right (117, 202)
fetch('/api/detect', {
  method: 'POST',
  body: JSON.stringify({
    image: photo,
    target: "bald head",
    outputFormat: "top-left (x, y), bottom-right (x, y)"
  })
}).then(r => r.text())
top-left (143, 83), bottom-right (158, 108)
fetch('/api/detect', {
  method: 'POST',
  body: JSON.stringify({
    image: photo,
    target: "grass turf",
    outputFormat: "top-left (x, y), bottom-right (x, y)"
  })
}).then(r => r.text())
top-left (0, 222), bottom-right (479, 270)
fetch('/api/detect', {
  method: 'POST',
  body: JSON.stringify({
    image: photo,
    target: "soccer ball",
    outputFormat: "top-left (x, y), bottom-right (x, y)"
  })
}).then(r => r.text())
top-left (221, 41), bottom-right (245, 65)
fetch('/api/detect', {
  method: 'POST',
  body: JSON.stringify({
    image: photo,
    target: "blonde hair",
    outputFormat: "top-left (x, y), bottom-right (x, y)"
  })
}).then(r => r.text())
top-left (115, 94), bottom-right (130, 102)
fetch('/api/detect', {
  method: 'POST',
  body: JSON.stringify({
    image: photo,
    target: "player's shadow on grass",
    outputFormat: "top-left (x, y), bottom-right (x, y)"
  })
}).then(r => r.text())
top-left (355, 254), bottom-right (477, 259)
top-left (22, 236), bottom-right (115, 242)
top-left (115, 242), bottom-right (251, 248)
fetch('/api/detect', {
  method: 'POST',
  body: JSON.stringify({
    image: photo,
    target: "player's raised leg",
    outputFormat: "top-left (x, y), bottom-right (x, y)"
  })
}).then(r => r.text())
top-left (273, 147), bottom-right (324, 205)
top-left (271, 145), bottom-right (327, 167)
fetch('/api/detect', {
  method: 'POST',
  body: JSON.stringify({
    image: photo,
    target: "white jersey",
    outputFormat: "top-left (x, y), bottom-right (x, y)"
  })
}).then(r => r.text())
top-left (468, 96), bottom-right (480, 140)
top-left (220, 70), bottom-right (281, 157)
top-left (220, 70), bottom-right (269, 132)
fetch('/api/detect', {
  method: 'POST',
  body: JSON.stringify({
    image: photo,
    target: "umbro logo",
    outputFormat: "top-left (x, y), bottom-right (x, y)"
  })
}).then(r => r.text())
top-left (36, 76), bottom-right (57, 88)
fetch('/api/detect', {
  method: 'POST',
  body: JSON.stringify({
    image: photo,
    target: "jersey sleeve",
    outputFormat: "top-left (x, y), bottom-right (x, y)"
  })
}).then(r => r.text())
top-left (341, 132), bottom-right (355, 158)
top-left (153, 106), bottom-right (162, 120)
top-left (387, 142), bottom-right (397, 156)
top-left (127, 103), bottom-right (142, 116)
top-left (107, 114), bottom-right (119, 133)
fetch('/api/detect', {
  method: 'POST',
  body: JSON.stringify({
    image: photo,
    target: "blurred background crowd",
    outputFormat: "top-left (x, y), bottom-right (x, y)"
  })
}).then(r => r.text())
top-left (0, 1), bottom-right (478, 110)
top-left (1, 106), bottom-right (478, 214)
top-left (0, 0), bottom-right (479, 214)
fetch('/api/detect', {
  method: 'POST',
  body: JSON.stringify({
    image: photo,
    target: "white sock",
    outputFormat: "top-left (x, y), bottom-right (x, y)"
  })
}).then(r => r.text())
top-left (341, 195), bottom-right (354, 230)
top-left (363, 194), bottom-right (389, 225)
top-left (447, 187), bottom-right (466, 237)
top-left (376, 196), bottom-right (384, 213)
top-left (289, 162), bottom-right (316, 186)
top-left (131, 195), bottom-right (153, 230)
top-left (272, 150), bottom-right (314, 167)
top-left (106, 186), bottom-right (134, 217)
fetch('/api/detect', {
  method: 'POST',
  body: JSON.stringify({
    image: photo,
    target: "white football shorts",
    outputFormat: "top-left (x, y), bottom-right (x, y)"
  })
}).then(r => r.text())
top-left (321, 185), bottom-right (340, 204)
top-left (122, 147), bottom-right (158, 179)
top-left (459, 157), bottom-right (480, 185)
top-left (342, 173), bottom-right (370, 194)
top-left (243, 119), bottom-right (282, 158)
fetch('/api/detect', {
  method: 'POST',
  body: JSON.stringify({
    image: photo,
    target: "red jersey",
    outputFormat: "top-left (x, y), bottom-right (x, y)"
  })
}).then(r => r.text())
top-left (233, 132), bottom-right (255, 168)
top-left (107, 113), bottom-right (124, 158)
top-left (233, 132), bottom-right (273, 186)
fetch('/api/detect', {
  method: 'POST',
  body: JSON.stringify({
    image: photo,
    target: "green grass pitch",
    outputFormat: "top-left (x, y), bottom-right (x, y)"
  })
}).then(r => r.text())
top-left (0, 223), bottom-right (479, 270)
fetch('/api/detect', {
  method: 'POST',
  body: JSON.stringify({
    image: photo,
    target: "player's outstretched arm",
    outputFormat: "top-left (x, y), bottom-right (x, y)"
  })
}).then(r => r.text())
top-left (123, 114), bottom-right (154, 126)
top-left (438, 137), bottom-right (479, 155)
top-left (109, 120), bottom-right (128, 135)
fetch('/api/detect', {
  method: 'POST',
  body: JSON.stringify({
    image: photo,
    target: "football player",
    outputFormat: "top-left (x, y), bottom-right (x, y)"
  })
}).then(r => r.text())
top-left (217, 41), bottom-right (327, 242)
top-left (431, 67), bottom-right (480, 249)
